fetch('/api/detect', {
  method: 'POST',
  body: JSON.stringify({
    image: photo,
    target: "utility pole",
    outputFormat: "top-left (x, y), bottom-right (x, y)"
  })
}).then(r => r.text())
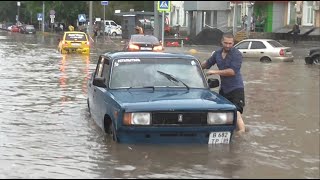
top-left (89, 1), bottom-right (93, 37)
top-left (42, 1), bottom-right (45, 33)
top-left (154, 1), bottom-right (159, 39)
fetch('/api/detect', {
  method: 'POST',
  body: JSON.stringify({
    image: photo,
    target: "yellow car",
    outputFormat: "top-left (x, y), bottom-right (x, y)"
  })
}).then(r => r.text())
top-left (58, 31), bottom-right (90, 54)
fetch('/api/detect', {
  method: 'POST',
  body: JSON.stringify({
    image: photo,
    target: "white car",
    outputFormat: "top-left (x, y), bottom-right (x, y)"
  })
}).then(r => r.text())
top-left (234, 39), bottom-right (294, 62)
top-left (103, 20), bottom-right (122, 36)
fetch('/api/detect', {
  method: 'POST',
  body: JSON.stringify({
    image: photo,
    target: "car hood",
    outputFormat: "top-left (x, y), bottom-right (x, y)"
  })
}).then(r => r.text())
top-left (109, 89), bottom-right (235, 111)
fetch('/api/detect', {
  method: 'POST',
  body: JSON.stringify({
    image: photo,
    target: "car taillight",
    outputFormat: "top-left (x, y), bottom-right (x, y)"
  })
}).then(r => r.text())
top-left (128, 44), bottom-right (140, 51)
top-left (153, 45), bottom-right (163, 51)
top-left (279, 49), bottom-right (285, 56)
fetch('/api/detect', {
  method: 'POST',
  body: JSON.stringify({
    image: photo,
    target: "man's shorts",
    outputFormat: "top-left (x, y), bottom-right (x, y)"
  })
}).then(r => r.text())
top-left (219, 88), bottom-right (245, 114)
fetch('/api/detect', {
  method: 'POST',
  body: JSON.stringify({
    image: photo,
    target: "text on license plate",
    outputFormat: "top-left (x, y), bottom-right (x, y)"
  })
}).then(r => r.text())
top-left (208, 131), bottom-right (231, 144)
top-left (140, 47), bottom-right (152, 50)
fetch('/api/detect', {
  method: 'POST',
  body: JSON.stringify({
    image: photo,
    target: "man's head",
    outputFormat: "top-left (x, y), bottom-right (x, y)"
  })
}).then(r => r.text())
top-left (221, 33), bottom-right (235, 52)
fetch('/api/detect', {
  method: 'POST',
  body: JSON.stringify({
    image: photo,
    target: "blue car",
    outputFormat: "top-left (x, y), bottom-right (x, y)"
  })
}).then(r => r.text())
top-left (87, 52), bottom-right (238, 144)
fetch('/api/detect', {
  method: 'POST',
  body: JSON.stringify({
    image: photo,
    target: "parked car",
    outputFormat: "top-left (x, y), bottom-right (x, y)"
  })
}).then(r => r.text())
top-left (101, 20), bottom-right (122, 36)
top-left (123, 34), bottom-right (164, 52)
top-left (87, 51), bottom-right (238, 144)
top-left (57, 31), bottom-right (90, 54)
top-left (234, 39), bottom-right (294, 62)
top-left (20, 25), bottom-right (36, 34)
top-left (305, 47), bottom-right (320, 65)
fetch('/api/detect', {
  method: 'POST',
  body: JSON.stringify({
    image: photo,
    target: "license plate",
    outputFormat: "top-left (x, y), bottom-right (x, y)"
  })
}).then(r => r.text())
top-left (140, 47), bottom-right (152, 50)
top-left (71, 43), bottom-right (81, 46)
top-left (208, 131), bottom-right (231, 144)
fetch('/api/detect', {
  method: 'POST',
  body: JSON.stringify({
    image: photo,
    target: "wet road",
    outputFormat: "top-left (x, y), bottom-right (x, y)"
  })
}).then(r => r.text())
top-left (0, 31), bottom-right (319, 178)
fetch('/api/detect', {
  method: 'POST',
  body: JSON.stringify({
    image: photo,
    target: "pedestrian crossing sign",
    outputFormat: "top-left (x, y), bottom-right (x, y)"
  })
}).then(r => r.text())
top-left (78, 14), bottom-right (86, 23)
top-left (158, 1), bottom-right (171, 12)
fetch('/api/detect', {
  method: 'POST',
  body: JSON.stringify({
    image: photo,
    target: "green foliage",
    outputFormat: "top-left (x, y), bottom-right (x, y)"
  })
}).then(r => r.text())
top-left (0, 1), bottom-right (154, 25)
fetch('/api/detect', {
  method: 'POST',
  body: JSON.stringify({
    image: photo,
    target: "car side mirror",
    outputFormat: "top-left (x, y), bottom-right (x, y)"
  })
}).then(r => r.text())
top-left (208, 78), bottom-right (219, 88)
top-left (93, 77), bottom-right (106, 88)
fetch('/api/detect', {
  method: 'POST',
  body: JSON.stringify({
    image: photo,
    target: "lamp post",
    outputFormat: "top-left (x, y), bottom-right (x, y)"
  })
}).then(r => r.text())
top-left (246, 1), bottom-right (255, 38)
top-left (17, 1), bottom-right (20, 23)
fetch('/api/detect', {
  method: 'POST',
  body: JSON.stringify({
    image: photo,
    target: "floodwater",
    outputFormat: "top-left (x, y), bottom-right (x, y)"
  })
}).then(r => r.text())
top-left (0, 31), bottom-right (319, 178)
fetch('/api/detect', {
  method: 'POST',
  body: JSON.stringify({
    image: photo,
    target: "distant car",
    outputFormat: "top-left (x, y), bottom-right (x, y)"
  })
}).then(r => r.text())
top-left (9, 25), bottom-right (21, 33)
top-left (20, 25), bottom-right (36, 34)
top-left (124, 34), bottom-right (164, 52)
top-left (58, 31), bottom-right (90, 54)
top-left (100, 20), bottom-right (122, 36)
top-left (305, 47), bottom-right (320, 65)
top-left (234, 39), bottom-right (294, 62)
top-left (87, 51), bottom-right (238, 144)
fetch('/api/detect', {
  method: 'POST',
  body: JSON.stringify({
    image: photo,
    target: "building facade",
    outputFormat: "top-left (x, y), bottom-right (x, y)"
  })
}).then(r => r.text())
top-left (167, 1), bottom-right (320, 36)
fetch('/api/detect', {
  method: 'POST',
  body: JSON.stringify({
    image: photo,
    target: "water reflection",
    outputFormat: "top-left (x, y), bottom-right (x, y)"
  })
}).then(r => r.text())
top-left (58, 54), bottom-right (90, 104)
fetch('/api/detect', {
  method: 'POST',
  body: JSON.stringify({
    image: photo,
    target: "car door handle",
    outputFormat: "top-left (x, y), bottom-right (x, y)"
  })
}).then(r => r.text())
top-left (260, 52), bottom-right (264, 53)
top-left (243, 52), bottom-right (246, 53)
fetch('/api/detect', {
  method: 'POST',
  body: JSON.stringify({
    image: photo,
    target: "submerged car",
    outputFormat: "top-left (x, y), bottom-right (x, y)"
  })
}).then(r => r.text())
top-left (58, 31), bottom-right (90, 54)
top-left (123, 34), bottom-right (163, 52)
top-left (234, 39), bottom-right (294, 62)
top-left (87, 51), bottom-right (238, 144)
top-left (20, 25), bottom-right (36, 34)
top-left (305, 47), bottom-right (320, 65)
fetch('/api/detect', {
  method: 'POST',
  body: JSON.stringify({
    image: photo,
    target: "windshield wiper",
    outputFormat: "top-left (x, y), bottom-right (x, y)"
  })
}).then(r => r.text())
top-left (156, 70), bottom-right (190, 91)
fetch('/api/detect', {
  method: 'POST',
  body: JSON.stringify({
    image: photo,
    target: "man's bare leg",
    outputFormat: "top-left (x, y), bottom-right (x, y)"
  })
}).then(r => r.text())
top-left (236, 111), bottom-right (245, 132)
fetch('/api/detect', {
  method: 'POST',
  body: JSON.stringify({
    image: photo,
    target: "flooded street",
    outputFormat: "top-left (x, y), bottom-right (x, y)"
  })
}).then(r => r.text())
top-left (0, 31), bottom-right (319, 178)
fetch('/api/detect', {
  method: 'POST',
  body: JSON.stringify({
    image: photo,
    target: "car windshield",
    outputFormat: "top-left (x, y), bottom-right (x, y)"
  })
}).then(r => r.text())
top-left (130, 35), bottom-right (160, 44)
top-left (65, 33), bottom-right (87, 41)
top-left (110, 58), bottom-right (207, 89)
top-left (267, 40), bottom-right (284, 48)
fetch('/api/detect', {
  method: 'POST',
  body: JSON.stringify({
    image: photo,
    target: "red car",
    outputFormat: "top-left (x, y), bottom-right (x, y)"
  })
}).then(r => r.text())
top-left (10, 25), bottom-right (21, 32)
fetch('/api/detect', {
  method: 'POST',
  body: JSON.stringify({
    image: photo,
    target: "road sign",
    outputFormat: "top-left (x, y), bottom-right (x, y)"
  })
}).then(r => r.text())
top-left (37, 13), bottom-right (43, 21)
top-left (51, 18), bottom-right (54, 23)
top-left (158, 1), bottom-right (171, 12)
top-left (78, 14), bottom-right (86, 23)
top-left (101, 1), bottom-right (108, 6)
top-left (50, 10), bottom-right (55, 15)
top-left (50, 15), bottom-right (55, 18)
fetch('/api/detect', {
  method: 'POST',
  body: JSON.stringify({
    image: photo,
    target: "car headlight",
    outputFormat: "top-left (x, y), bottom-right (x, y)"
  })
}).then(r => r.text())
top-left (207, 112), bottom-right (234, 125)
top-left (123, 112), bottom-right (151, 125)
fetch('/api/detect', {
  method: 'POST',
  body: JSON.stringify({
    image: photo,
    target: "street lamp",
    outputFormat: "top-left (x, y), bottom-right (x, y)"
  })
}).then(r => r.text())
top-left (17, 1), bottom-right (21, 23)
top-left (246, 1), bottom-right (255, 38)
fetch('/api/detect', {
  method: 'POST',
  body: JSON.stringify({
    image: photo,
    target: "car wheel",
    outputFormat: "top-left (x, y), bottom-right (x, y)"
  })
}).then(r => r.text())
top-left (104, 118), bottom-right (118, 142)
top-left (260, 57), bottom-right (271, 63)
top-left (112, 32), bottom-right (117, 36)
top-left (312, 55), bottom-right (320, 65)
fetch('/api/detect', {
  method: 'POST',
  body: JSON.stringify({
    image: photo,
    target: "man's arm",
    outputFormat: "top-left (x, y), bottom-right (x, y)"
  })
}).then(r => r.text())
top-left (206, 68), bottom-right (235, 76)
top-left (201, 51), bottom-right (216, 69)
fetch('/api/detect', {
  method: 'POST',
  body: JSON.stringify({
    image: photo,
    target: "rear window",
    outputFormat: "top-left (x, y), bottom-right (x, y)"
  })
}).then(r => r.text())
top-left (26, 26), bottom-right (34, 30)
top-left (65, 33), bottom-right (87, 41)
top-left (267, 40), bottom-right (284, 48)
top-left (131, 35), bottom-right (160, 44)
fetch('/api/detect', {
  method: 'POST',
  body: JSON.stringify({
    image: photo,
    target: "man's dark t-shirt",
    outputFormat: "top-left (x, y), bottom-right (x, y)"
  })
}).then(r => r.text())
top-left (205, 47), bottom-right (244, 94)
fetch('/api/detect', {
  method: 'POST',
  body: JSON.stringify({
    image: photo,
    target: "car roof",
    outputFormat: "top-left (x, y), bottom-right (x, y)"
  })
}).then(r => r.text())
top-left (240, 39), bottom-right (277, 42)
top-left (103, 51), bottom-right (196, 60)
top-left (64, 31), bottom-right (87, 34)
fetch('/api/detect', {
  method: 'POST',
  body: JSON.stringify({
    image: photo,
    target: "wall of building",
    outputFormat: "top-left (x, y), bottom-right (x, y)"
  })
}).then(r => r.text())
top-left (272, 2), bottom-right (286, 31)
top-left (184, 1), bottom-right (228, 11)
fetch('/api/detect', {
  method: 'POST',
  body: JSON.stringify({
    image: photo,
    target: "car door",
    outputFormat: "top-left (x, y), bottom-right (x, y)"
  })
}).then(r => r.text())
top-left (90, 56), bottom-right (109, 124)
top-left (234, 41), bottom-right (251, 60)
top-left (248, 41), bottom-right (267, 61)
